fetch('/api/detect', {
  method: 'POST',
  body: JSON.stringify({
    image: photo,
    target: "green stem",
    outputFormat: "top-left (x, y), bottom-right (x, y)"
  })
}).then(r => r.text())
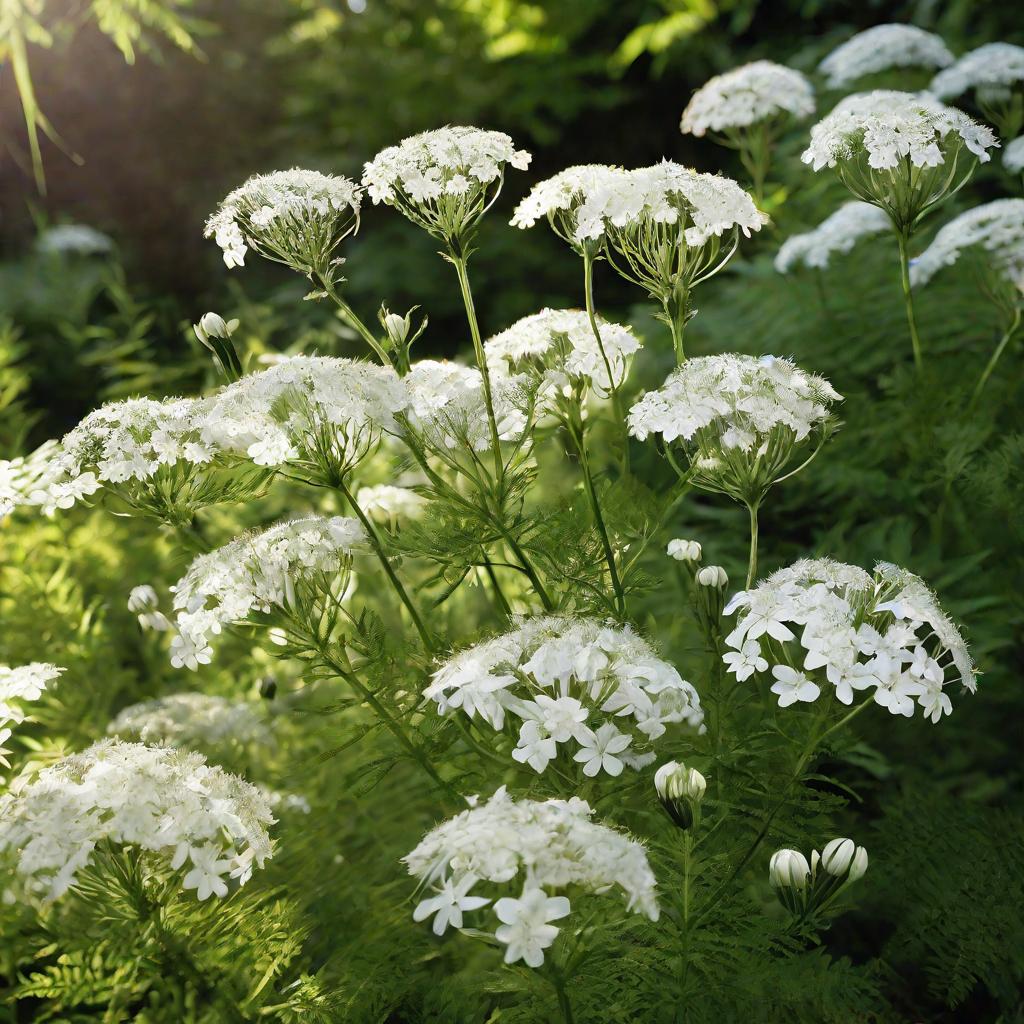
top-left (664, 293), bottom-right (689, 364)
top-left (551, 968), bottom-right (575, 1024)
top-left (483, 558), bottom-right (513, 619)
top-left (583, 250), bottom-right (630, 475)
top-left (336, 478), bottom-right (436, 653)
top-left (503, 530), bottom-right (555, 612)
top-left (896, 230), bottom-right (923, 372)
top-left (745, 500), bottom-right (760, 589)
top-left (971, 305), bottom-right (1021, 406)
top-left (450, 253), bottom-right (505, 481)
top-left (317, 269), bottom-right (392, 366)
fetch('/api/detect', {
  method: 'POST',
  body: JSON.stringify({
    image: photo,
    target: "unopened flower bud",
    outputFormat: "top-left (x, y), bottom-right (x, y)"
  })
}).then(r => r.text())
top-left (654, 761), bottom-right (706, 830)
top-left (199, 312), bottom-right (232, 340)
top-left (193, 312), bottom-right (243, 381)
top-left (769, 849), bottom-right (810, 889)
top-left (667, 539), bottom-right (702, 562)
top-left (127, 585), bottom-right (159, 614)
top-left (382, 311), bottom-right (409, 344)
top-left (697, 565), bottom-right (728, 588)
top-left (849, 844), bottom-right (868, 881)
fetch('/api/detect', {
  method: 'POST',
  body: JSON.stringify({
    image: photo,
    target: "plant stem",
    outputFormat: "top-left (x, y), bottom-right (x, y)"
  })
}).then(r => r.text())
top-left (896, 230), bottom-right (923, 372)
top-left (336, 478), bottom-right (436, 653)
top-left (551, 968), bottom-right (575, 1024)
top-left (502, 530), bottom-right (555, 612)
top-left (745, 500), bottom-right (760, 589)
top-left (668, 305), bottom-right (687, 364)
top-left (971, 305), bottom-right (1021, 406)
top-left (316, 269), bottom-right (392, 366)
top-left (483, 558), bottom-right (513, 619)
top-left (450, 253), bottom-right (505, 481)
top-left (583, 250), bottom-right (630, 475)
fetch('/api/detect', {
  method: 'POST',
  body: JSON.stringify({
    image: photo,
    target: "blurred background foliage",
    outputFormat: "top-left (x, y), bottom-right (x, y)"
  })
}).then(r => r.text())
top-left (2, 0), bottom-right (1024, 1020)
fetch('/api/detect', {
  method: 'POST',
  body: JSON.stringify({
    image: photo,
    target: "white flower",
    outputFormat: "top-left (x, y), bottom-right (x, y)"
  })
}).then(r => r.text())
top-left (1005, 136), bottom-right (1024, 174)
top-left (573, 722), bottom-right (631, 777)
top-left (0, 663), bottom-right (63, 725)
top-left (774, 202), bottom-right (891, 273)
top-left (356, 484), bottom-right (426, 524)
top-left (769, 849), bottom-right (810, 888)
top-left (484, 308), bottom-right (641, 399)
top-left (205, 168), bottom-right (361, 271)
top-left (680, 60), bottom-right (814, 136)
top-left (413, 874), bottom-right (491, 936)
top-left (654, 761), bottom-right (706, 802)
top-left (802, 90), bottom-right (996, 172)
top-left (494, 886), bottom-right (570, 967)
top-left (770, 665), bottom-right (821, 707)
top-left (667, 539), bottom-right (702, 562)
top-left (424, 616), bottom-right (702, 777)
top-left (0, 442), bottom-right (61, 520)
top-left (722, 640), bottom-right (768, 681)
top-left (404, 788), bottom-right (659, 963)
top-left (910, 199), bottom-right (1024, 293)
top-left (819, 25), bottom-right (954, 88)
top-left (820, 837), bottom-right (867, 878)
top-left (36, 224), bottom-right (113, 256)
top-left (0, 740), bottom-right (273, 903)
top-left (169, 515), bottom-right (364, 666)
top-left (930, 42), bottom-right (1024, 102)
top-left (696, 565), bottom-right (728, 588)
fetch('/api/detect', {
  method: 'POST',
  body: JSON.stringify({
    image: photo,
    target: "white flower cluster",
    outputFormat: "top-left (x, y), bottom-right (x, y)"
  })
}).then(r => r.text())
top-left (205, 168), bottom-right (362, 269)
top-left (573, 160), bottom-right (767, 246)
top-left (403, 359), bottom-right (529, 452)
top-left (1004, 136), bottom-right (1024, 174)
top-left (356, 484), bottom-right (426, 524)
top-left (930, 42), bottom-right (1024, 102)
top-left (0, 663), bottom-right (62, 725)
top-left (510, 164), bottom-right (623, 247)
top-left (0, 740), bottom-right (274, 902)
top-left (910, 198), bottom-right (1024, 292)
top-left (362, 125), bottom-right (530, 207)
top-left (680, 60), bottom-right (815, 136)
top-left (723, 558), bottom-right (976, 722)
top-left (628, 354), bottom-right (840, 451)
top-left (36, 224), bottom-right (113, 256)
top-left (203, 356), bottom-right (407, 471)
top-left (818, 24), bottom-right (954, 89)
top-left (404, 787), bottom-right (658, 966)
top-left (169, 515), bottom-right (365, 670)
top-left (0, 442), bottom-right (59, 519)
top-left (484, 308), bottom-right (641, 399)
top-left (802, 90), bottom-right (996, 172)
top-left (425, 616), bottom-right (703, 778)
top-left (108, 693), bottom-right (275, 752)
top-left (775, 202), bottom-right (892, 273)
top-left (30, 397), bottom-right (217, 515)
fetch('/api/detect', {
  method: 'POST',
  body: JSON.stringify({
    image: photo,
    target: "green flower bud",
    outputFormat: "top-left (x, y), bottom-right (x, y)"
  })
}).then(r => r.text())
top-left (654, 761), bottom-right (706, 830)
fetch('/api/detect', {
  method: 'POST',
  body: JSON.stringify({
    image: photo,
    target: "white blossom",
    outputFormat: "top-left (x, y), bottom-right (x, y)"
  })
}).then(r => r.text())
top-left (909, 198), bottom-right (1024, 292)
top-left (1004, 136), bottom-right (1024, 173)
top-left (769, 849), bottom-right (810, 888)
top-left (205, 169), bottom-right (362, 271)
top-left (680, 60), bottom-right (815, 137)
top-left (424, 616), bottom-right (702, 776)
top-left (0, 663), bottom-right (63, 726)
top-left (404, 787), bottom-right (659, 966)
top-left (0, 740), bottom-right (274, 903)
top-left (930, 42), bottom-right (1024, 103)
top-left (819, 25), bottom-right (954, 89)
top-left (774, 202), bottom-right (891, 273)
top-left (356, 484), bottom-right (426, 524)
top-left (169, 515), bottom-right (364, 666)
top-left (802, 90), bottom-right (996, 172)
top-left (35, 224), bottom-right (113, 256)
top-left (667, 539), bottom-right (701, 562)
top-left (723, 558), bottom-right (976, 722)
top-left (484, 308), bottom-right (641, 399)
top-left (0, 442), bottom-right (59, 519)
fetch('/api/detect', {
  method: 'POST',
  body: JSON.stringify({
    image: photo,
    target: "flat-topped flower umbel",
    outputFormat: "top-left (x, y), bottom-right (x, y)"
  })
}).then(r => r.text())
top-left (818, 24), bottom-right (954, 89)
top-left (930, 42), bottom-right (1024, 138)
top-left (775, 202), bottom-right (891, 273)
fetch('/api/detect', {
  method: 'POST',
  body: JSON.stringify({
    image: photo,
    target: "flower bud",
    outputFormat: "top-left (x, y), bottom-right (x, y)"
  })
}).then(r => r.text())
top-left (382, 311), bottom-right (409, 345)
top-left (769, 849), bottom-right (810, 889)
top-left (654, 761), bottom-right (705, 830)
top-left (697, 565), bottom-right (728, 588)
top-left (667, 539), bottom-right (702, 562)
top-left (193, 312), bottom-right (243, 381)
top-left (127, 584), bottom-right (159, 614)
top-left (198, 312), bottom-right (232, 340)
top-left (848, 845), bottom-right (868, 881)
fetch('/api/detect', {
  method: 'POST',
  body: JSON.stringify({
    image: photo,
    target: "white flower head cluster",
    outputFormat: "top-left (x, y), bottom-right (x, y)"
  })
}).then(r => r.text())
top-left (403, 359), bottom-right (530, 452)
top-left (574, 160), bottom-right (767, 247)
top-left (723, 558), bottom-right (976, 723)
top-left (362, 126), bottom-right (531, 242)
top-left (484, 308), bottom-right (641, 400)
top-left (629, 355), bottom-right (840, 500)
top-left (108, 693), bottom-right (275, 753)
top-left (0, 663), bottom-right (63, 726)
top-left (680, 60), bottom-right (815, 137)
top-left (802, 90), bottom-right (997, 172)
top-left (0, 442), bottom-right (59, 519)
top-left (910, 198), bottom-right (1024, 292)
top-left (510, 164), bottom-right (625, 251)
top-left (818, 24), bottom-right (954, 89)
top-left (404, 786), bottom-right (658, 966)
top-left (1004, 136), bottom-right (1024, 174)
top-left (775, 202), bottom-right (892, 273)
top-left (425, 616), bottom-right (703, 778)
top-left (203, 356), bottom-right (407, 477)
top-left (0, 740), bottom-right (274, 903)
top-left (356, 484), bottom-right (426, 525)
top-left (36, 224), bottom-right (113, 256)
top-left (205, 168), bottom-right (362, 271)
top-left (169, 515), bottom-right (365, 670)
top-left (29, 397), bottom-right (244, 520)
top-left (930, 42), bottom-right (1024, 103)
